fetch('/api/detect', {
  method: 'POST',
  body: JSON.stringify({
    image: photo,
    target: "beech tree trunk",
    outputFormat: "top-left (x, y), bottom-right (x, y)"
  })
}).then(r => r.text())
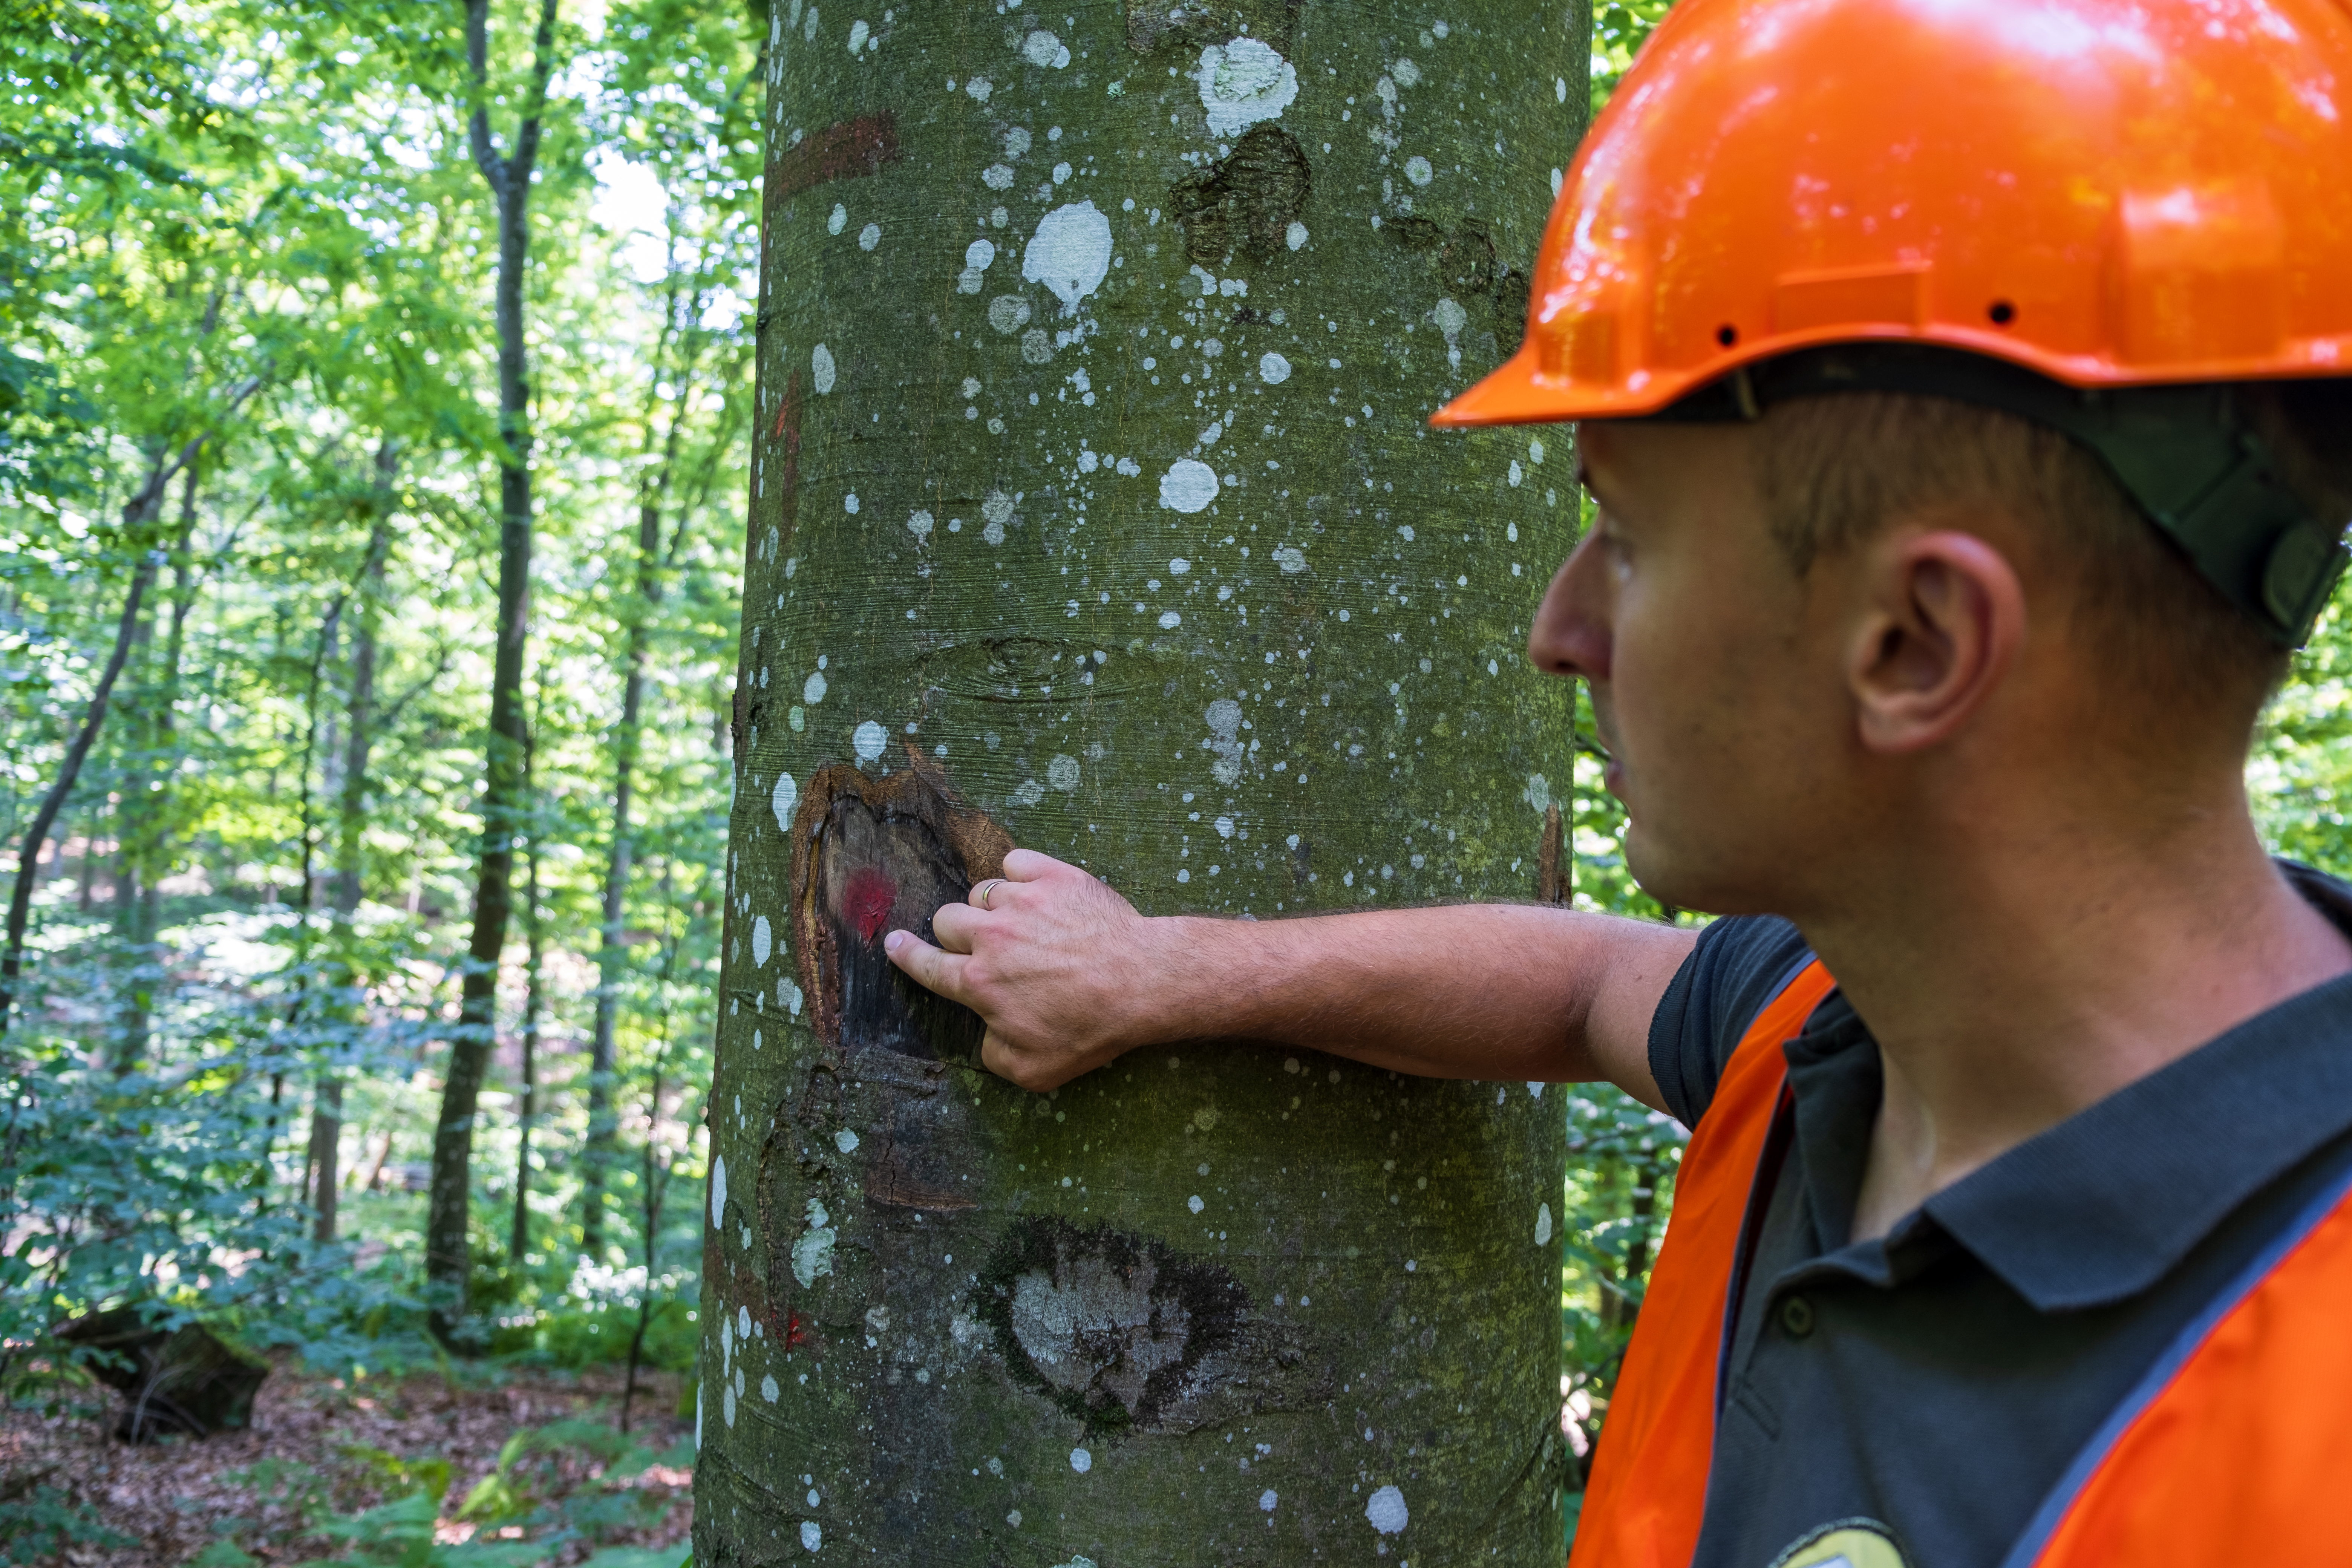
top-left (585, 358), bottom-right (689, 1256)
top-left (513, 716), bottom-right (544, 1263)
top-left (313, 442), bottom-right (398, 1244)
top-left (697, 4), bottom-right (1588, 1563)
top-left (427, 0), bottom-right (560, 1338)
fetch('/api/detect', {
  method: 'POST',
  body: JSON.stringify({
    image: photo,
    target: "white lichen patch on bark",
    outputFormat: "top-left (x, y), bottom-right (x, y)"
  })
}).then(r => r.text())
top-left (792, 1197), bottom-right (837, 1286)
top-left (1024, 202), bottom-right (1113, 314)
top-left (1197, 39), bottom-right (1300, 138)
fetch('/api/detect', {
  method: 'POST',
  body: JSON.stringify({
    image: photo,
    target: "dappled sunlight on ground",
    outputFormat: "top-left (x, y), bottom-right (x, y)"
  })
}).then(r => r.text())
top-left (0, 1355), bottom-right (692, 1565)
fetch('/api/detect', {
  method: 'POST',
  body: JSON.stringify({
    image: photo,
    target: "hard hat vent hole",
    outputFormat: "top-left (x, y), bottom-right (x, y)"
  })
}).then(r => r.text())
top-left (1715, 324), bottom-right (1738, 348)
top-left (1988, 300), bottom-right (2017, 327)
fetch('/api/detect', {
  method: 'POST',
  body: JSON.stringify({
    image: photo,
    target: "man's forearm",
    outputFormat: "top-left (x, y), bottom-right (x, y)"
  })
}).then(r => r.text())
top-left (888, 850), bottom-right (1692, 1102)
top-left (1129, 903), bottom-right (1691, 1100)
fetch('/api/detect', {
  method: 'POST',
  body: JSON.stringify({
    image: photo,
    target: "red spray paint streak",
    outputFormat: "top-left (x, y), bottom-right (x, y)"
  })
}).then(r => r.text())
top-left (764, 112), bottom-right (904, 210)
top-left (770, 369), bottom-right (802, 557)
top-left (842, 867), bottom-right (898, 943)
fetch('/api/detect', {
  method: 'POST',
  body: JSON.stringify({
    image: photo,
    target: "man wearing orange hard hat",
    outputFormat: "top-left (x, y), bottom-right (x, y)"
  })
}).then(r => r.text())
top-left (887, 0), bottom-right (2352, 1561)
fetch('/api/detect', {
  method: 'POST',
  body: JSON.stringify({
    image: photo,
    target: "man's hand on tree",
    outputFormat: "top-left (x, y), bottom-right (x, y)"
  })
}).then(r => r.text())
top-left (885, 848), bottom-right (1165, 1091)
top-left (887, 843), bottom-right (1689, 1106)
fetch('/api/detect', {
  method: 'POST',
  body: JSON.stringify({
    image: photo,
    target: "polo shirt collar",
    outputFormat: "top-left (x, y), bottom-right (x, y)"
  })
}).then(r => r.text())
top-left (1790, 862), bottom-right (2352, 1313)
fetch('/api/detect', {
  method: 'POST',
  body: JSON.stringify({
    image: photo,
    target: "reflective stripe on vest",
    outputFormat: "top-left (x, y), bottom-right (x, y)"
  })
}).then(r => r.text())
top-left (2005, 1160), bottom-right (2352, 1566)
top-left (1570, 957), bottom-right (2352, 1568)
top-left (1568, 958), bottom-right (1837, 1568)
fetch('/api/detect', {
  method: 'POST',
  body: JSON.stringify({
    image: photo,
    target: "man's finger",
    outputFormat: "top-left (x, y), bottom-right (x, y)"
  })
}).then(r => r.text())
top-left (980, 1029), bottom-right (1062, 1093)
top-left (1001, 846), bottom-right (1067, 883)
top-left (931, 901), bottom-right (983, 953)
top-left (884, 928), bottom-right (971, 1002)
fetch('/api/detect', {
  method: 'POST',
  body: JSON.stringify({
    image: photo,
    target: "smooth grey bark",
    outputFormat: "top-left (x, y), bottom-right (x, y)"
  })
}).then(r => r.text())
top-left (291, 591), bottom-right (346, 1212)
top-left (512, 716), bottom-right (543, 1264)
top-left (116, 462), bottom-right (202, 1069)
top-left (427, 0), bottom-right (561, 1339)
top-left (510, 836), bottom-right (541, 1263)
top-left (311, 441), bottom-right (400, 1244)
top-left (621, 867), bottom-right (683, 1436)
top-left (105, 480), bottom-right (165, 1075)
top-left (697, 5), bottom-right (1588, 1563)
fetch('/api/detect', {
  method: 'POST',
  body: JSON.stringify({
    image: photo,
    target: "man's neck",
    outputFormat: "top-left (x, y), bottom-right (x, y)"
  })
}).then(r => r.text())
top-left (1800, 801), bottom-right (2352, 1244)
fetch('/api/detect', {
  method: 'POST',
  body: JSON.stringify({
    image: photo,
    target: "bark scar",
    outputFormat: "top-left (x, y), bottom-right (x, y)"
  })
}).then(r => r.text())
top-left (787, 745), bottom-right (1012, 1059)
top-left (1538, 801), bottom-right (1568, 906)
top-left (1169, 124), bottom-right (1312, 266)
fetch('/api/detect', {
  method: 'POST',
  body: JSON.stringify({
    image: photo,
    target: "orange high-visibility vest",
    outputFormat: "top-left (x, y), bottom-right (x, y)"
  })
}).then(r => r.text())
top-left (1569, 959), bottom-right (2352, 1568)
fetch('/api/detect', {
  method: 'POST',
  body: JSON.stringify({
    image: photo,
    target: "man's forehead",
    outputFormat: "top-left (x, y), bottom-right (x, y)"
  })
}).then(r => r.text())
top-left (1574, 418), bottom-right (1750, 495)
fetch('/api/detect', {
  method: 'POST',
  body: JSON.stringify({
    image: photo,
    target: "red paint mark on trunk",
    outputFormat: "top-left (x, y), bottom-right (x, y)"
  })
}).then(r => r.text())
top-left (766, 113), bottom-right (903, 210)
top-left (772, 368), bottom-right (802, 447)
top-left (842, 867), bottom-right (898, 943)
top-left (784, 1311), bottom-right (811, 1352)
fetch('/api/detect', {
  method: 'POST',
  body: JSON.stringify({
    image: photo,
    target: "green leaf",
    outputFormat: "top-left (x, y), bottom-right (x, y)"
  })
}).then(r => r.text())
top-left (572, 1549), bottom-right (691, 1568)
top-left (455, 1472), bottom-right (521, 1525)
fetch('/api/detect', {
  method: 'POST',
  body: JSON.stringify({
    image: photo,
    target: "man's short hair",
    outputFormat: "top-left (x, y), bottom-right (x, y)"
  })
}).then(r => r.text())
top-left (1755, 378), bottom-right (2352, 712)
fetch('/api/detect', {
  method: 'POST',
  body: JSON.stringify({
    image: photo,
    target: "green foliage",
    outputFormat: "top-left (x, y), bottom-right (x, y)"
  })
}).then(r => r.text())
top-left (493, 1294), bottom-right (699, 1374)
top-left (296, 1491), bottom-right (552, 1568)
top-left (2253, 599), bottom-right (2352, 869)
top-left (1591, 1), bottom-right (1674, 107)
top-left (0, 1484), bottom-right (133, 1565)
top-left (198, 1421), bottom-right (691, 1567)
top-left (2, 0), bottom-right (749, 1396)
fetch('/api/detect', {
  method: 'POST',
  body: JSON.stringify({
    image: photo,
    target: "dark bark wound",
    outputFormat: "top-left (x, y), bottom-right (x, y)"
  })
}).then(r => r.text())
top-left (974, 1216), bottom-right (1321, 1437)
top-left (856, 1049), bottom-right (982, 1211)
top-left (1170, 125), bottom-right (1312, 267)
top-left (787, 748), bottom-right (1011, 1060)
top-left (1538, 801), bottom-right (1568, 905)
top-left (1387, 213), bottom-right (1502, 297)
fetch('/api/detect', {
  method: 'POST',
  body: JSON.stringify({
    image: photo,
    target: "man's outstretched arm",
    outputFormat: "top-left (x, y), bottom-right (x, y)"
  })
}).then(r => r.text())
top-left (883, 847), bottom-right (1695, 1106)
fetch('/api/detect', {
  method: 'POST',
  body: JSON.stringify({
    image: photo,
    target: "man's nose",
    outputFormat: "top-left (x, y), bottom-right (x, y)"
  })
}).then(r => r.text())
top-left (1527, 537), bottom-right (1611, 681)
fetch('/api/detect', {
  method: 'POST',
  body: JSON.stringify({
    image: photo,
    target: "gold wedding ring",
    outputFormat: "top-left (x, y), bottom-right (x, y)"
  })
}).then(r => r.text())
top-left (974, 878), bottom-right (1005, 910)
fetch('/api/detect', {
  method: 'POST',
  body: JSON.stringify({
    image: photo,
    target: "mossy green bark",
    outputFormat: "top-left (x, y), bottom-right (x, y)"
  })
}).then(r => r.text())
top-left (700, 3), bottom-right (1589, 1562)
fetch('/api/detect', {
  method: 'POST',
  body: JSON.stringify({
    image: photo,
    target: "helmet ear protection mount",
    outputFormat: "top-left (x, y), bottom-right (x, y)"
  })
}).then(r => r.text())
top-left (1644, 345), bottom-right (2350, 649)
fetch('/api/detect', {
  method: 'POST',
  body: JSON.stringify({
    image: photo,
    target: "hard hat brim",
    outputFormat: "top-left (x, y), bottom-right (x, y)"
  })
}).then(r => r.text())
top-left (1430, 331), bottom-right (2352, 430)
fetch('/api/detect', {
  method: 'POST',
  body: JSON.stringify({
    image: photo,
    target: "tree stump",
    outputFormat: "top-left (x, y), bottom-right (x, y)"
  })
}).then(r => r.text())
top-left (56, 1307), bottom-right (269, 1442)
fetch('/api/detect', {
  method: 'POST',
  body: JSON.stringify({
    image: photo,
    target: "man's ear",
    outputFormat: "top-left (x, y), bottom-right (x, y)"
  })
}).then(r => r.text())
top-left (1847, 529), bottom-right (2025, 753)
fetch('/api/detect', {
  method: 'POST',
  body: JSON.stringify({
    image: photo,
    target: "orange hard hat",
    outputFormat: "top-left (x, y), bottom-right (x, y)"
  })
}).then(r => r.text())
top-left (1438, 0), bottom-right (2352, 424)
top-left (1436, 0), bottom-right (2352, 643)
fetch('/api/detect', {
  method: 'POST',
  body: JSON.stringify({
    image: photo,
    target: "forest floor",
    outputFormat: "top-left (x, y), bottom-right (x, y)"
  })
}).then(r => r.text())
top-left (0, 1356), bottom-right (694, 1565)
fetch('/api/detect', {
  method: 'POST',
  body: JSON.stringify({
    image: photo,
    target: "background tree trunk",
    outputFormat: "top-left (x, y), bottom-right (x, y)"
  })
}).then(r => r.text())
top-left (3, 409), bottom-right (238, 1043)
top-left (426, 0), bottom-right (561, 1339)
top-left (696, 5), bottom-right (1587, 1562)
top-left (314, 440), bottom-right (399, 1245)
top-left (512, 714), bottom-right (544, 1263)
top-left (584, 361), bottom-right (688, 1257)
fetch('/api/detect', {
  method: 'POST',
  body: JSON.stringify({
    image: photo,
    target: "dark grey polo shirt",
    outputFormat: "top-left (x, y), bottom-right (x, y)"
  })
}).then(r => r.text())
top-left (1644, 862), bottom-right (2352, 1568)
